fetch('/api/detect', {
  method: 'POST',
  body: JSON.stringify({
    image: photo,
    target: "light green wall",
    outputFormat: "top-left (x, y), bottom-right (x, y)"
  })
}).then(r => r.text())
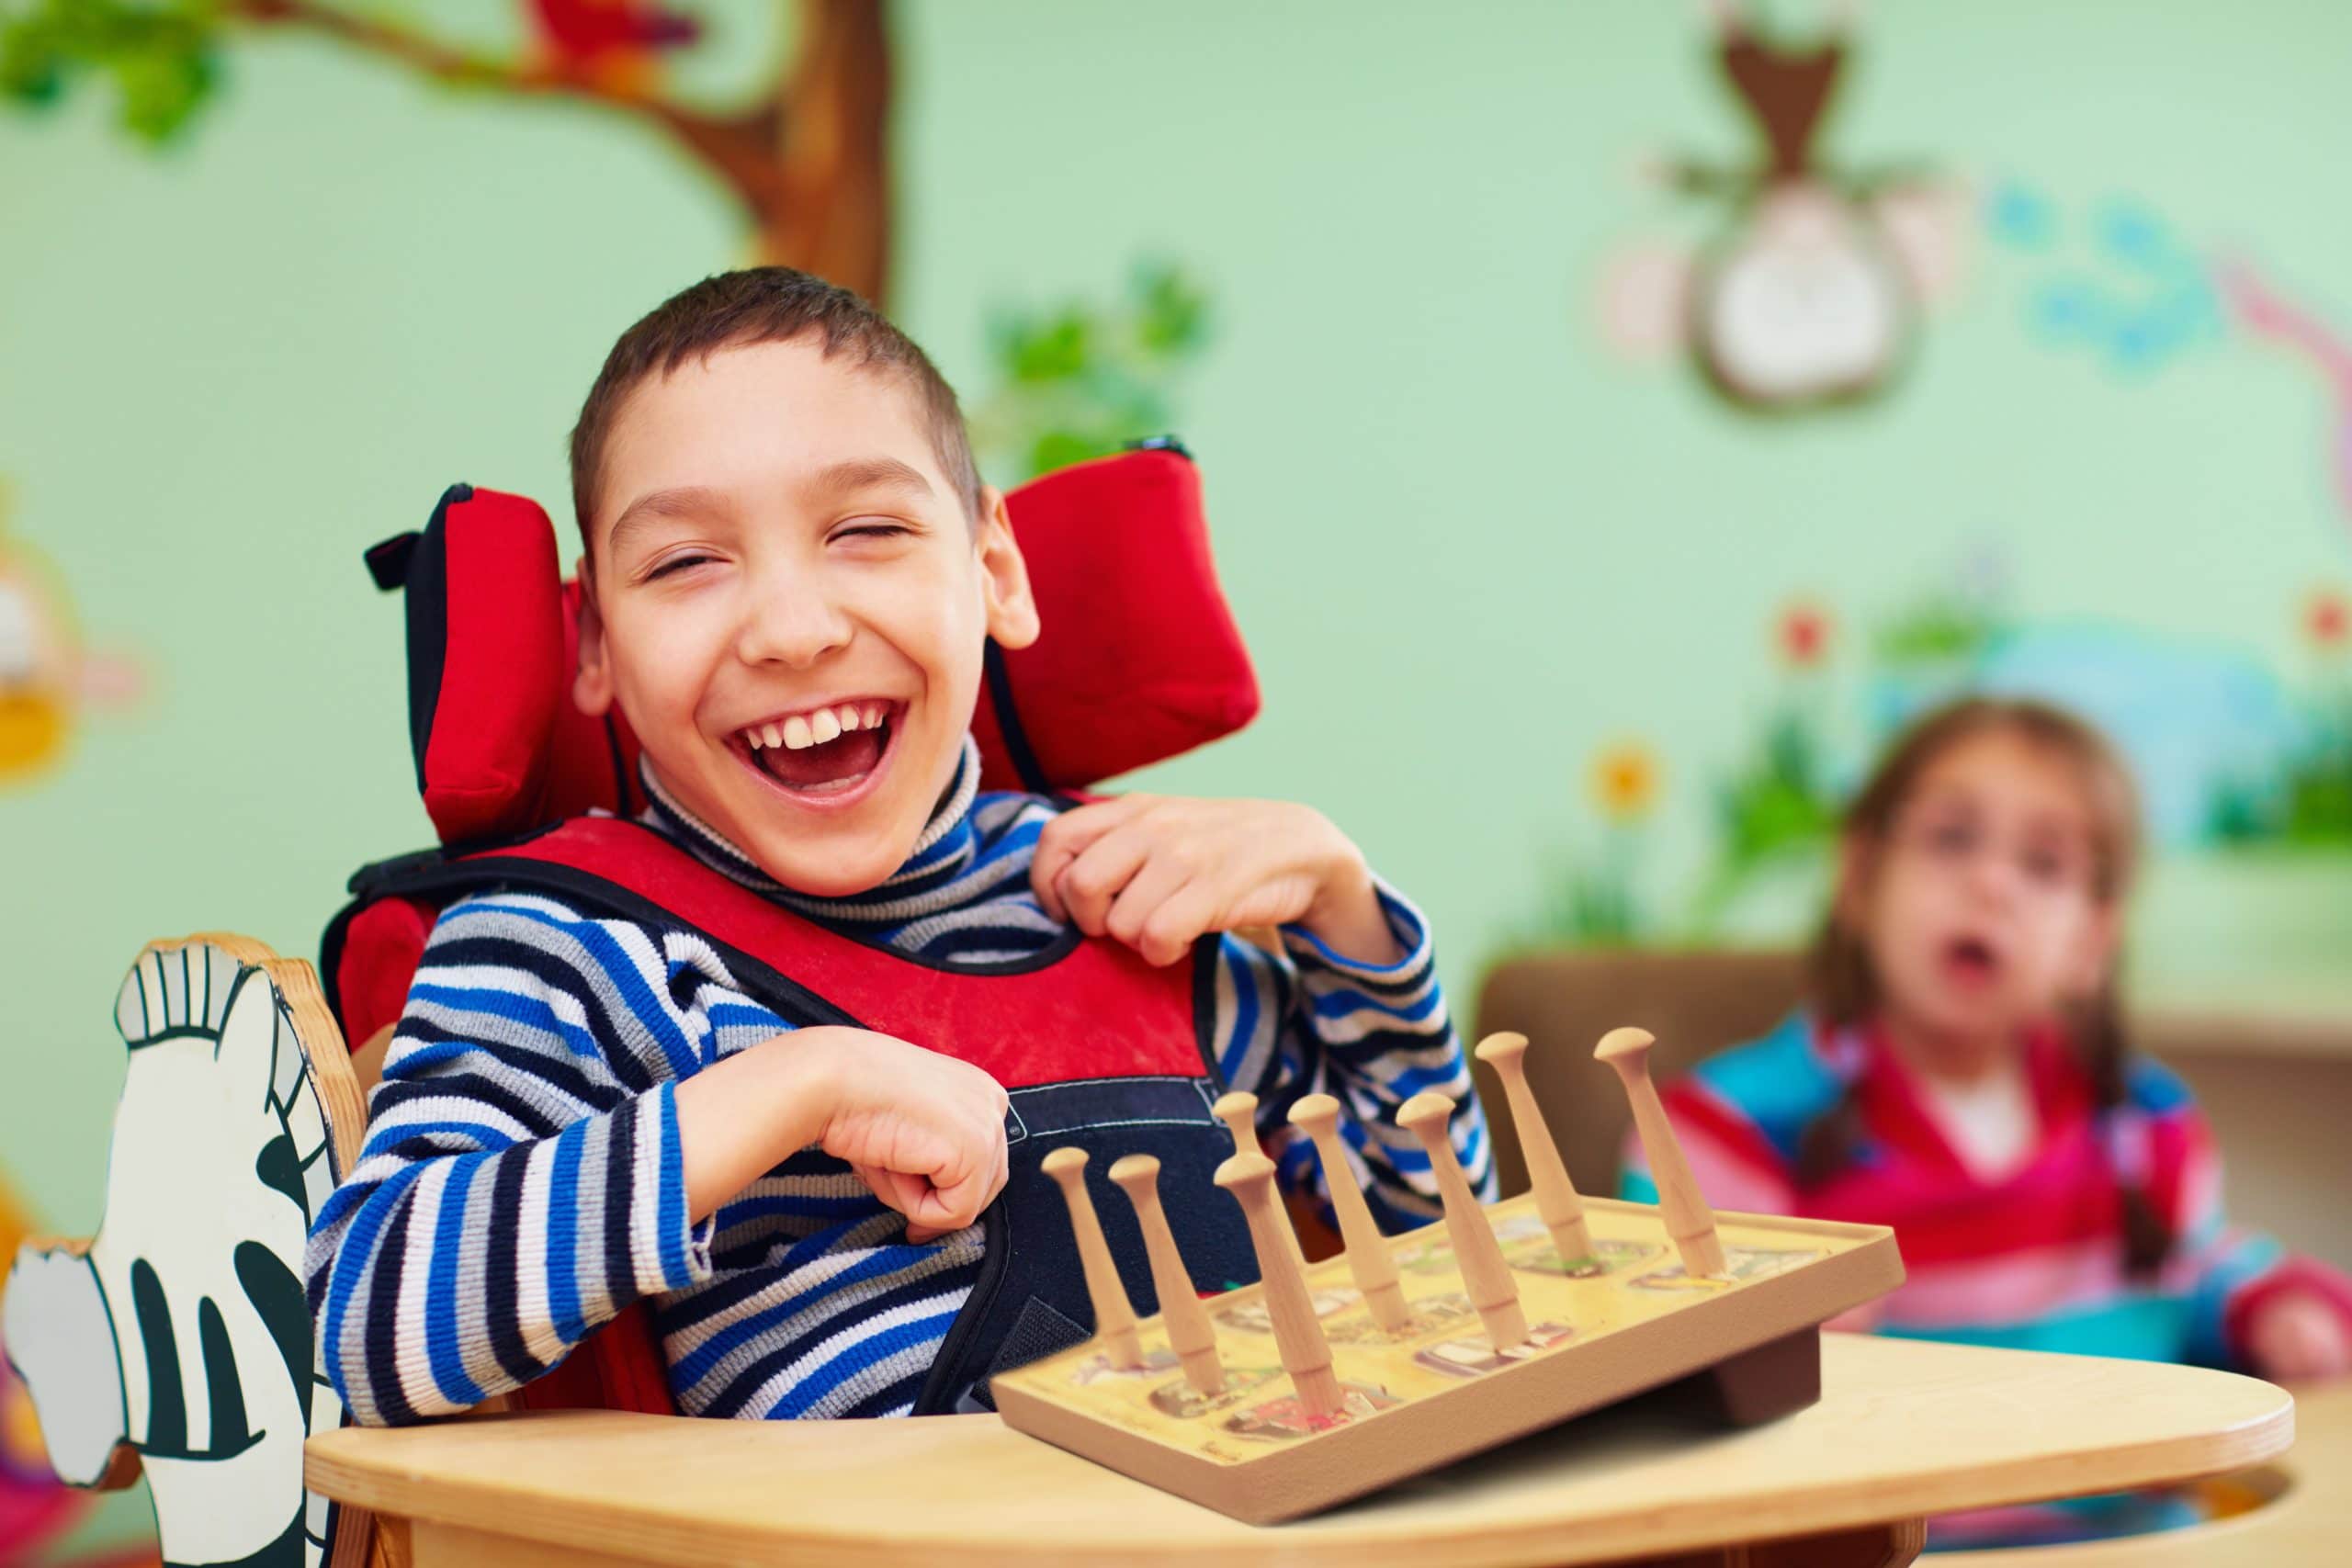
top-left (11, 0), bottom-right (2352, 1221)
top-left (3, 2), bottom-right (2350, 1537)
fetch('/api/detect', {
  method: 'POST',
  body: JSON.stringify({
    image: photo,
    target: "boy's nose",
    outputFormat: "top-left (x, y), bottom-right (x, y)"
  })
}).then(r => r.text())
top-left (733, 584), bottom-right (853, 669)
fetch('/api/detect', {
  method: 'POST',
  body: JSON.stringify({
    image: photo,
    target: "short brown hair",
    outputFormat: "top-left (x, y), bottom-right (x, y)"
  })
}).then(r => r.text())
top-left (567, 268), bottom-right (983, 547)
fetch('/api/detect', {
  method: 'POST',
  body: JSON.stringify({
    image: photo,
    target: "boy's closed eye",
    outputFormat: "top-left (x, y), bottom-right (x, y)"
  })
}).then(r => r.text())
top-left (645, 552), bottom-right (718, 581)
top-left (635, 518), bottom-right (914, 581)
top-left (830, 518), bottom-right (917, 545)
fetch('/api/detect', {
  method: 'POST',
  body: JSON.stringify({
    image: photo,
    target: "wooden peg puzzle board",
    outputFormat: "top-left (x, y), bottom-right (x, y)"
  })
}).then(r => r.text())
top-left (993, 1195), bottom-right (1902, 1525)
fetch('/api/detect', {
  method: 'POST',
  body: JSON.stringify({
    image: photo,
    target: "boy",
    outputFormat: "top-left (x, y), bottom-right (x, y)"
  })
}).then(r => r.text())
top-left (307, 268), bottom-right (1488, 1425)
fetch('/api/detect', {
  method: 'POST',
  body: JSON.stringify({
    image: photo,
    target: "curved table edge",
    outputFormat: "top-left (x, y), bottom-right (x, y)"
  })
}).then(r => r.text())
top-left (307, 1389), bottom-right (2297, 1568)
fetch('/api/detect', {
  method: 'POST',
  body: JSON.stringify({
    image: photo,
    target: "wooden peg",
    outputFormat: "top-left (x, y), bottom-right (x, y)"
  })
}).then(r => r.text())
top-left (1595, 1027), bottom-right (1728, 1277)
top-left (1108, 1155), bottom-right (1224, 1395)
top-left (1395, 1092), bottom-right (1528, 1352)
top-left (1212, 1090), bottom-right (1305, 1264)
top-left (1215, 1153), bottom-right (1344, 1417)
top-left (1474, 1032), bottom-right (1594, 1266)
top-left (1285, 1095), bottom-right (1409, 1331)
top-left (1212, 1090), bottom-right (1261, 1159)
top-left (1042, 1146), bottom-right (1144, 1369)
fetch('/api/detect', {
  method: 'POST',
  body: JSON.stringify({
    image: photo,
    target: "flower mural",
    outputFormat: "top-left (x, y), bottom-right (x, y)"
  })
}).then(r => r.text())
top-left (1776, 600), bottom-right (1831, 669)
top-left (1517, 563), bottom-right (2349, 964)
top-left (2306, 591), bottom-right (2348, 655)
top-left (2204, 589), bottom-right (2352, 848)
top-left (1589, 740), bottom-right (1661, 825)
top-left (1512, 741), bottom-right (1663, 950)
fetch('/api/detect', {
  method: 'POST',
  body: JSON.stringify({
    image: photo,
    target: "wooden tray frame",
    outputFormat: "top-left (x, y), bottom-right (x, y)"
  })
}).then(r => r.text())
top-left (994, 1195), bottom-right (1904, 1525)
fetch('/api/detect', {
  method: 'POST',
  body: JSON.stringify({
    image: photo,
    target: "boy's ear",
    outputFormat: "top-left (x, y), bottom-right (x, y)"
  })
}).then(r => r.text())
top-left (975, 487), bottom-right (1040, 651)
top-left (572, 556), bottom-right (615, 717)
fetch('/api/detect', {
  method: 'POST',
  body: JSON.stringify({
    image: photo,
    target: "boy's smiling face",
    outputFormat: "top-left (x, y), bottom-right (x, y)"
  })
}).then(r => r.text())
top-left (574, 337), bottom-right (1037, 896)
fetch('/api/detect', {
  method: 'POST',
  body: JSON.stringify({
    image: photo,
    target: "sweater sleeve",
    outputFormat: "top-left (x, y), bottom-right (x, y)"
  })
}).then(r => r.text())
top-left (304, 894), bottom-right (719, 1424)
top-left (1213, 876), bottom-right (1489, 1229)
top-left (2128, 1057), bottom-right (2352, 1371)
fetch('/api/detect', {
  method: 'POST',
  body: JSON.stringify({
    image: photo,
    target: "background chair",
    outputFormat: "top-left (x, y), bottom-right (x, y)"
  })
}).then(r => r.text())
top-left (1472, 949), bottom-right (1804, 1201)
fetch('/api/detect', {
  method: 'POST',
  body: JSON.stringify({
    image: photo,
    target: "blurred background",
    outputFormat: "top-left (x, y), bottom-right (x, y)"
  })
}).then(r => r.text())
top-left (4, 0), bottom-right (2350, 1556)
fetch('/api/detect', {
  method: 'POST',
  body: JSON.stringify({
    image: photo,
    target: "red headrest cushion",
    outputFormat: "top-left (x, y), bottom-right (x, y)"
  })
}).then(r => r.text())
top-left (378, 446), bottom-right (1257, 844)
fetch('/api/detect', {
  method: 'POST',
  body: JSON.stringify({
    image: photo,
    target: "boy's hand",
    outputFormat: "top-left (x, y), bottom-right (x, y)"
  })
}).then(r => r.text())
top-left (2247, 1288), bottom-right (2352, 1382)
top-left (805, 1031), bottom-right (1012, 1243)
top-left (680, 1027), bottom-right (1009, 1244)
top-left (1033, 795), bottom-right (1403, 968)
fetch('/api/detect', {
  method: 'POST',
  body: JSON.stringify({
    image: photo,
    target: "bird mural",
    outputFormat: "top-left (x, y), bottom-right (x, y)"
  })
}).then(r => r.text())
top-left (526, 0), bottom-right (703, 96)
top-left (0, 498), bottom-right (141, 787)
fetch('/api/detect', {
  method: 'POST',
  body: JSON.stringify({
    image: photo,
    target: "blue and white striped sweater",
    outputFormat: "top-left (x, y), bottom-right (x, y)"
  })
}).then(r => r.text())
top-left (307, 741), bottom-right (1488, 1425)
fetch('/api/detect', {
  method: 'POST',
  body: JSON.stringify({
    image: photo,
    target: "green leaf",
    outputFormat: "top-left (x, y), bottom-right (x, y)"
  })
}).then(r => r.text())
top-left (116, 35), bottom-right (212, 141)
top-left (1007, 310), bottom-right (1091, 383)
top-left (1132, 262), bottom-right (1209, 356)
top-left (0, 0), bottom-right (225, 142)
top-left (971, 260), bottom-right (1217, 484)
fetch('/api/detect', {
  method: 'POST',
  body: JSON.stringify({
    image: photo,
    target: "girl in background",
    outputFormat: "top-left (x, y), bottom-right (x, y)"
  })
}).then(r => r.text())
top-left (1623, 697), bottom-right (2352, 1544)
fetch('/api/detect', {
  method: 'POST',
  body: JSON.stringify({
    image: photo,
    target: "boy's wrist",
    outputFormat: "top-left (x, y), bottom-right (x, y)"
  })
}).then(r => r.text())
top-left (756, 1026), bottom-right (853, 1118)
top-left (1299, 857), bottom-right (1405, 965)
top-left (679, 1029), bottom-right (848, 1221)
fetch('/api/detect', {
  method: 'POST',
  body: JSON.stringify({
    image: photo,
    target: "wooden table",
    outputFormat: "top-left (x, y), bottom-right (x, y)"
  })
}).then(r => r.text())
top-left (306, 1334), bottom-right (2292, 1568)
top-left (1934, 1376), bottom-right (2349, 1567)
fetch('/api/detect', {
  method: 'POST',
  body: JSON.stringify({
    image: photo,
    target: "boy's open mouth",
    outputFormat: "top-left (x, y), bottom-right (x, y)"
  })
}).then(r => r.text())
top-left (733, 699), bottom-right (899, 798)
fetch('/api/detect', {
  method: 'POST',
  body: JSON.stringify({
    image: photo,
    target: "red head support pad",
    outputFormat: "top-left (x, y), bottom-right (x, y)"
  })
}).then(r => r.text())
top-left (365, 444), bottom-right (1258, 845)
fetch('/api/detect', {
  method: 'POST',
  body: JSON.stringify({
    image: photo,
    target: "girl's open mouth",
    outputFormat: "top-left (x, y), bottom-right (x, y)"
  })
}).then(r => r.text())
top-left (733, 699), bottom-right (899, 802)
top-left (1940, 934), bottom-right (2001, 990)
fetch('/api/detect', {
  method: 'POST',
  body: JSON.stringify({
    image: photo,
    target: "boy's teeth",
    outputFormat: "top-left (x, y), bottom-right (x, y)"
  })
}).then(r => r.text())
top-left (742, 705), bottom-right (888, 753)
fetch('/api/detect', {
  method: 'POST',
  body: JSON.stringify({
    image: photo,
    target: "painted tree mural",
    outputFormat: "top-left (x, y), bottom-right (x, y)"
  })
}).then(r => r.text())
top-left (0, 0), bottom-right (892, 301)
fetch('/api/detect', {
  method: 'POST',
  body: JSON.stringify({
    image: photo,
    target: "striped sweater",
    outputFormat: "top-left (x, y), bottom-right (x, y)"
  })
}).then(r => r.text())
top-left (1619, 1010), bottom-right (2352, 1369)
top-left (307, 740), bottom-right (1489, 1425)
top-left (1622, 1010), bottom-right (2352, 1549)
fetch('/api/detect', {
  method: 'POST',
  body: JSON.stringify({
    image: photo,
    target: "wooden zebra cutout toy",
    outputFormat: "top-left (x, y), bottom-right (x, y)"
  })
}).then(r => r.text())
top-left (4, 937), bottom-right (372, 1568)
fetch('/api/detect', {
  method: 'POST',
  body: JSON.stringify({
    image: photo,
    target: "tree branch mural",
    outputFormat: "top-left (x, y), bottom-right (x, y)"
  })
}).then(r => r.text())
top-left (0, 0), bottom-right (892, 301)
